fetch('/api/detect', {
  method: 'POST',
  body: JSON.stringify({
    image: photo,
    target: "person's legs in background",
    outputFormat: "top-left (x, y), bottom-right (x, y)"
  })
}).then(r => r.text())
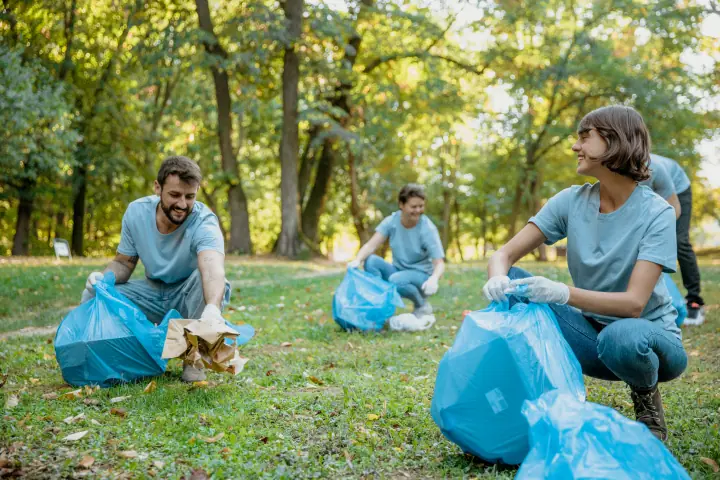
top-left (676, 187), bottom-right (705, 325)
top-left (388, 269), bottom-right (430, 316)
top-left (364, 254), bottom-right (397, 282)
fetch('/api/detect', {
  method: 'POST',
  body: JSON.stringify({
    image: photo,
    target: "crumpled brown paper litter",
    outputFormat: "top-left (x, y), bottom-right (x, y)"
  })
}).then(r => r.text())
top-left (162, 319), bottom-right (249, 375)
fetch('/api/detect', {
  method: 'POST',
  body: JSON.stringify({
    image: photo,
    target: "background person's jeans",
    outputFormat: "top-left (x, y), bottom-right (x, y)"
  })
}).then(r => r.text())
top-left (508, 267), bottom-right (687, 390)
top-left (114, 269), bottom-right (231, 324)
top-left (677, 187), bottom-right (703, 304)
top-left (365, 254), bottom-right (428, 308)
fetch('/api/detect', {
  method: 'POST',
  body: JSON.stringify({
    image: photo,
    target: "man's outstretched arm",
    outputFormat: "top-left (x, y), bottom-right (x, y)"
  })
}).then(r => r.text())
top-left (197, 249), bottom-right (226, 309)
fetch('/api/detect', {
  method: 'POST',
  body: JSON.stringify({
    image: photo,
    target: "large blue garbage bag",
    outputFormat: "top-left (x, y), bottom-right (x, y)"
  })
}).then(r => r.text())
top-left (431, 301), bottom-right (585, 465)
top-left (55, 272), bottom-right (169, 387)
top-left (662, 273), bottom-right (687, 326)
top-left (332, 268), bottom-right (404, 332)
top-left (517, 390), bottom-right (690, 479)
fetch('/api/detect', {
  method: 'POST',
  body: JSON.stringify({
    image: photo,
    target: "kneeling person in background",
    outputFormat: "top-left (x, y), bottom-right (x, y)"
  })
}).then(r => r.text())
top-left (349, 183), bottom-right (445, 318)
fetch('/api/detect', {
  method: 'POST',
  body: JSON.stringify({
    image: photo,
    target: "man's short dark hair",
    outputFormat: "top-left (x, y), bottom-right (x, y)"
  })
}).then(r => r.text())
top-left (398, 183), bottom-right (426, 204)
top-left (157, 156), bottom-right (203, 187)
top-left (577, 105), bottom-right (651, 182)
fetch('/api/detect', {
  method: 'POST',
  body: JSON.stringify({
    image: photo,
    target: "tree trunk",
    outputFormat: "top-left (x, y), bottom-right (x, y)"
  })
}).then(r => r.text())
top-left (12, 187), bottom-right (34, 256)
top-left (348, 148), bottom-right (370, 244)
top-left (301, 140), bottom-right (334, 244)
top-left (58, 0), bottom-right (77, 81)
top-left (70, 1), bottom-right (142, 256)
top-left (276, 0), bottom-right (304, 258)
top-left (195, 0), bottom-right (252, 254)
top-left (300, 0), bottom-right (374, 244)
top-left (298, 125), bottom-right (319, 205)
top-left (453, 198), bottom-right (464, 262)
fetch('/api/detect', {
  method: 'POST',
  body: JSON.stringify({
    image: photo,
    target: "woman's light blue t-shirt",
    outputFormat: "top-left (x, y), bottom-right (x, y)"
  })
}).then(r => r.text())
top-left (376, 211), bottom-right (445, 275)
top-left (117, 196), bottom-right (224, 284)
top-left (529, 183), bottom-right (680, 338)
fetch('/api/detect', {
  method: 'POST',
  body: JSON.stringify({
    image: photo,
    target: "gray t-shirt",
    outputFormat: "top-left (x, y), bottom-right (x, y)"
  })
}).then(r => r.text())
top-left (651, 154), bottom-right (691, 194)
top-left (117, 196), bottom-right (224, 284)
top-left (529, 183), bottom-right (680, 338)
top-left (376, 211), bottom-right (445, 275)
top-left (640, 159), bottom-right (675, 199)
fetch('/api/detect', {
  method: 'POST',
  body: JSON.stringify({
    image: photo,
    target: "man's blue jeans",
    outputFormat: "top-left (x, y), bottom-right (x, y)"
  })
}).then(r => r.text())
top-left (113, 269), bottom-right (231, 325)
top-left (365, 255), bottom-right (428, 308)
top-left (508, 267), bottom-right (687, 390)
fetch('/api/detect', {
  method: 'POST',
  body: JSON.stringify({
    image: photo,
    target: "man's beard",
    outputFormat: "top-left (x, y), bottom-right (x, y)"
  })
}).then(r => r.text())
top-left (160, 199), bottom-right (189, 225)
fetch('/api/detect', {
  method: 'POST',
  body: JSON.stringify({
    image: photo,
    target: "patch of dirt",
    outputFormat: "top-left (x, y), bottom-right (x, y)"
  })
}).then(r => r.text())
top-left (0, 325), bottom-right (58, 340)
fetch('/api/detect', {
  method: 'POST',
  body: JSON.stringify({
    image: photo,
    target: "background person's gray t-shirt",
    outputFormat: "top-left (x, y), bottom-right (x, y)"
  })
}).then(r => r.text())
top-left (640, 158), bottom-right (675, 199)
top-left (651, 154), bottom-right (691, 195)
top-left (117, 196), bottom-right (225, 284)
top-left (376, 211), bottom-right (445, 275)
top-left (529, 183), bottom-right (680, 338)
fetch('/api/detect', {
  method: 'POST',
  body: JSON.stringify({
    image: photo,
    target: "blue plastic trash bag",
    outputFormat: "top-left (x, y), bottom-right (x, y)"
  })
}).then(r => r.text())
top-left (332, 268), bottom-right (404, 332)
top-left (55, 272), bottom-right (169, 387)
top-left (662, 273), bottom-right (687, 326)
top-left (431, 301), bottom-right (585, 465)
top-left (517, 390), bottom-right (690, 479)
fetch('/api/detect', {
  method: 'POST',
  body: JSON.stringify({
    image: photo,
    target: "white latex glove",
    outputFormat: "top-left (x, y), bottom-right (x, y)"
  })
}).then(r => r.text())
top-left (507, 276), bottom-right (570, 305)
top-left (200, 304), bottom-right (225, 324)
top-left (347, 258), bottom-right (361, 269)
top-left (422, 276), bottom-right (439, 296)
top-left (83, 272), bottom-right (104, 297)
top-left (483, 275), bottom-right (511, 302)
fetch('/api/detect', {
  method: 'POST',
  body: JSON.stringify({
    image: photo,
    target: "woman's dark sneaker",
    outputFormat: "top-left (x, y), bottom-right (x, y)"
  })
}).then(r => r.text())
top-left (684, 302), bottom-right (705, 326)
top-left (630, 385), bottom-right (667, 442)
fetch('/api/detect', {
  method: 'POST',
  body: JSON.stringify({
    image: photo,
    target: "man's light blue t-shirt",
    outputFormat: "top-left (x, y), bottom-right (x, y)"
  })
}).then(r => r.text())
top-left (376, 211), bottom-right (445, 275)
top-left (529, 183), bottom-right (680, 338)
top-left (640, 159), bottom-right (675, 199)
top-left (117, 196), bottom-right (224, 284)
top-left (651, 154), bottom-right (691, 195)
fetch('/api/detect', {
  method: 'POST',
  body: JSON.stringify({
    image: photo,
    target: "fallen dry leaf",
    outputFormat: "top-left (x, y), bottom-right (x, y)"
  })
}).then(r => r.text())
top-left (42, 392), bottom-right (58, 400)
top-left (220, 447), bottom-right (232, 456)
top-left (190, 381), bottom-right (209, 389)
top-left (343, 449), bottom-right (354, 469)
top-left (5, 394), bottom-right (19, 409)
top-left (43, 353), bottom-right (53, 360)
top-left (77, 455), bottom-right (95, 469)
top-left (91, 419), bottom-right (101, 426)
top-left (60, 389), bottom-right (83, 400)
top-left (199, 432), bottom-right (225, 443)
top-left (117, 450), bottom-right (138, 459)
top-left (29, 378), bottom-right (39, 384)
top-left (700, 457), bottom-right (719, 473)
top-left (280, 342), bottom-right (292, 347)
top-left (367, 414), bottom-right (379, 421)
top-left (110, 408), bottom-right (127, 418)
top-left (83, 386), bottom-right (94, 396)
top-left (308, 376), bottom-right (324, 386)
top-left (143, 381), bottom-right (157, 394)
top-left (188, 468), bottom-right (210, 480)
top-left (0, 374), bottom-right (7, 388)
top-left (83, 398), bottom-right (100, 406)
top-left (265, 370), bottom-right (275, 376)
top-left (689, 350), bottom-right (700, 357)
top-left (152, 461), bottom-right (165, 469)
top-left (63, 413), bottom-right (86, 424)
top-left (63, 430), bottom-right (88, 442)
top-left (109, 396), bottom-right (131, 404)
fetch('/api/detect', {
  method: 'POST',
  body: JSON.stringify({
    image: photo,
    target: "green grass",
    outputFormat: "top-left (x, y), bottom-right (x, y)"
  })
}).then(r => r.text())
top-left (1, 258), bottom-right (719, 478)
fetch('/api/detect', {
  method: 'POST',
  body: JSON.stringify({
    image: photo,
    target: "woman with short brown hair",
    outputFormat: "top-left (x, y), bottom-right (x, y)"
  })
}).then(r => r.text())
top-left (482, 105), bottom-right (687, 441)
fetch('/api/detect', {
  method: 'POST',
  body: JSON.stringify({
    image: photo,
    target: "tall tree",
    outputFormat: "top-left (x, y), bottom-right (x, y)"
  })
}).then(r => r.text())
top-left (195, 0), bottom-right (253, 254)
top-left (276, 0), bottom-right (304, 257)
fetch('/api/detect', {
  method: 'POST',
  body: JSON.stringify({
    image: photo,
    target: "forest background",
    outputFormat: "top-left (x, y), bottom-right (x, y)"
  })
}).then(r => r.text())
top-left (1, 0), bottom-right (719, 261)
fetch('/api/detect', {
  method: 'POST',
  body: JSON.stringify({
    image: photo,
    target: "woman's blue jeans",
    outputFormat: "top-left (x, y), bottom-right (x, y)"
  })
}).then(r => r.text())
top-left (365, 254), bottom-right (428, 308)
top-left (508, 267), bottom-right (687, 390)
